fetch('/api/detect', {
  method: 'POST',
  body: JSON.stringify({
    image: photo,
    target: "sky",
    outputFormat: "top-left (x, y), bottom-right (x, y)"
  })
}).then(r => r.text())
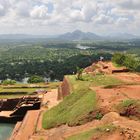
top-left (0, 0), bottom-right (140, 35)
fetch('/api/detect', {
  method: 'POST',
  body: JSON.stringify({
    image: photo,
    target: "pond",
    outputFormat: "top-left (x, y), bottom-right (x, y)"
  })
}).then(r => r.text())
top-left (0, 123), bottom-right (15, 140)
top-left (76, 44), bottom-right (95, 50)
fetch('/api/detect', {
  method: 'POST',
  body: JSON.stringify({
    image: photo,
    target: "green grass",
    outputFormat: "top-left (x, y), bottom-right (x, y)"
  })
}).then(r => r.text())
top-left (119, 99), bottom-right (138, 108)
top-left (0, 88), bottom-right (48, 93)
top-left (112, 62), bottom-right (122, 68)
top-left (0, 82), bottom-right (60, 99)
top-left (47, 82), bottom-right (60, 90)
top-left (66, 124), bottom-right (116, 140)
top-left (42, 74), bottom-right (123, 129)
top-left (0, 94), bottom-right (31, 99)
top-left (81, 74), bottom-right (124, 86)
top-left (116, 99), bottom-right (140, 118)
top-left (42, 75), bottom-right (97, 129)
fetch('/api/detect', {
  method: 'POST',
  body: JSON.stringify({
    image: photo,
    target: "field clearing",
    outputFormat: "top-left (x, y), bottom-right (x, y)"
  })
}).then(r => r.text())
top-left (0, 88), bottom-right (45, 93)
top-left (0, 82), bottom-right (60, 99)
top-left (0, 94), bottom-right (32, 99)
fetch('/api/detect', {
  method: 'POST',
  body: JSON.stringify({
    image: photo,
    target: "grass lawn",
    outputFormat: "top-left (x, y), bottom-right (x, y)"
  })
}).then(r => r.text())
top-left (66, 124), bottom-right (116, 140)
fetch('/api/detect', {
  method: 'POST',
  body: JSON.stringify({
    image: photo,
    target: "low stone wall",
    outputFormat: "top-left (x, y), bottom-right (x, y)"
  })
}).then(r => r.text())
top-left (57, 77), bottom-right (71, 100)
top-left (0, 97), bottom-right (41, 123)
top-left (9, 110), bottom-right (40, 140)
top-left (0, 99), bottom-right (20, 111)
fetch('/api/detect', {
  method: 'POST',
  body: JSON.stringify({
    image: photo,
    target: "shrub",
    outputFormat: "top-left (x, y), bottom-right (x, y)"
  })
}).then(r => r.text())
top-left (95, 112), bottom-right (103, 120)
top-left (116, 99), bottom-right (140, 118)
top-left (2, 79), bottom-right (16, 85)
top-left (28, 75), bottom-right (45, 83)
top-left (112, 53), bottom-right (140, 72)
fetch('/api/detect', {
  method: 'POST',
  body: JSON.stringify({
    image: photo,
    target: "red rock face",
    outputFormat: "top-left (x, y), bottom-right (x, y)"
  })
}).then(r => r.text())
top-left (57, 77), bottom-right (71, 100)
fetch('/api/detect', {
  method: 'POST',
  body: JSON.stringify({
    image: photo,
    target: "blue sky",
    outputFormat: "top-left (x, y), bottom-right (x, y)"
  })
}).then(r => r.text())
top-left (0, 0), bottom-right (140, 35)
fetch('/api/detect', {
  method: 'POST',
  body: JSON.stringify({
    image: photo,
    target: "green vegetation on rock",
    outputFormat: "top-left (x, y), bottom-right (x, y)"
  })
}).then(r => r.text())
top-left (42, 75), bottom-right (97, 129)
top-left (112, 53), bottom-right (140, 72)
top-left (42, 74), bottom-right (123, 129)
top-left (66, 124), bottom-right (116, 140)
top-left (116, 99), bottom-right (140, 118)
top-left (81, 74), bottom-right (123, 86)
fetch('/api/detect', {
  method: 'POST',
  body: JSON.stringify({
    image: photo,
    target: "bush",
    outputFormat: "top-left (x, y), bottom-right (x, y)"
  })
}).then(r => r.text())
top-left (95, 112), bottom-right (103, 120)
top-left (112, 53), bottom-right (140, 72)
top-left (112, 53), bottom-right (126, 66)
top-left (28, 75), bottom-right (45, 83)
top-left (2, 79), bottom-right (16, 85)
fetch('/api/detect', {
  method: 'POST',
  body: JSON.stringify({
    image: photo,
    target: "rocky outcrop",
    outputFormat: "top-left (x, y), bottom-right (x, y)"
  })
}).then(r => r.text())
top-left (57, 77), bottom-right (71, 100)
top-left (84, 61), bottom-right (129, 75)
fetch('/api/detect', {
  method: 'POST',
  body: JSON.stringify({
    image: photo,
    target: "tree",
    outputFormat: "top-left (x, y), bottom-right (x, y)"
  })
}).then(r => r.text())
top-left (112, 53), bottom-right (126, 66)
top-left (76, 67), bottom-right (84, 80)
top-left (2, 79), bottom-right (16, 85)
top-left (28, 75), bottom-right (45, 83)
top-left (112, 53), bottom-right (140, 72)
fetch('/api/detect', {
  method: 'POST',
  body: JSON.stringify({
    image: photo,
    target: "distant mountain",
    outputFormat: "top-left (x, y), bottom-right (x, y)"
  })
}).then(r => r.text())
top-left (58, 30), bottom-right (140, 41)
top-left (58, 30), bottom-right (101, 41)
top-left (0, 31), bottom-right (139, 41)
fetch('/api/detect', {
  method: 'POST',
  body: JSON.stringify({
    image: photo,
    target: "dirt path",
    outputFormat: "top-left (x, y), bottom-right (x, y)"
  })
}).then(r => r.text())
top-left (114, 72), bottom-right (140, 83)
top-left (31, 120), bottom-right (101, 140)
top-left (42, 89), bottom-right (60, 109)
top-left (10, 110), bottom-right (41, 140)
top-left (36, 89), bottom-right (60, 132)
top-left (90, 84), bottom-right (140, 111)
top-left (30, 112), bottom-right (140, 140)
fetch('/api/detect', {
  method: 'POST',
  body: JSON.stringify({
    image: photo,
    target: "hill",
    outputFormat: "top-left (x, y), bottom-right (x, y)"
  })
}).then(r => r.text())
top-left (0, 31), bottom-right (139, 42)
top-left (10, 61), bottom-right (140, 140)
top-left (58, 30), bottom-right (101, 41)
top-left (41, 61), bottom-right (140, 140)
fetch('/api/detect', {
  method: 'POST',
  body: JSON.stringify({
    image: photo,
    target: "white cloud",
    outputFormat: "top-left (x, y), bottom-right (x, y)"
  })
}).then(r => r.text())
top-left (82, 2), bottom-right (97, 22)
top-left (119, 0), bottom-right (140, 10)
top-left (0, 0), bottom-right (139, 35)
top-left (69, 9), bottom-right (84, 22)
top-left (116, 17), bottom-right (130, 25)
top-left (0, 4), bottom-right (5, 16)
top-left (94, 14), bottom-right (113, 24)
top-left (30, 5), bottom-right (49, 19)
top-left (12, 1), bottom-right (32, 17)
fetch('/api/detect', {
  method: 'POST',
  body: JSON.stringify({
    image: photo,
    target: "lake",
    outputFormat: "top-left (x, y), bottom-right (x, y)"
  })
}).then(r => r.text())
top-left (76, 44), bottom-right (95, 50)
top-left (0, 123), bottom-right (15, 140)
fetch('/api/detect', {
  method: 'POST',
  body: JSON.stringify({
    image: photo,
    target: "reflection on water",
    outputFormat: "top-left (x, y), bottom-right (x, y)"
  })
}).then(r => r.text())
top-left (0, 123), bottom-right (15, 140)
top-left (76, 44), bottom-right (95, 50)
